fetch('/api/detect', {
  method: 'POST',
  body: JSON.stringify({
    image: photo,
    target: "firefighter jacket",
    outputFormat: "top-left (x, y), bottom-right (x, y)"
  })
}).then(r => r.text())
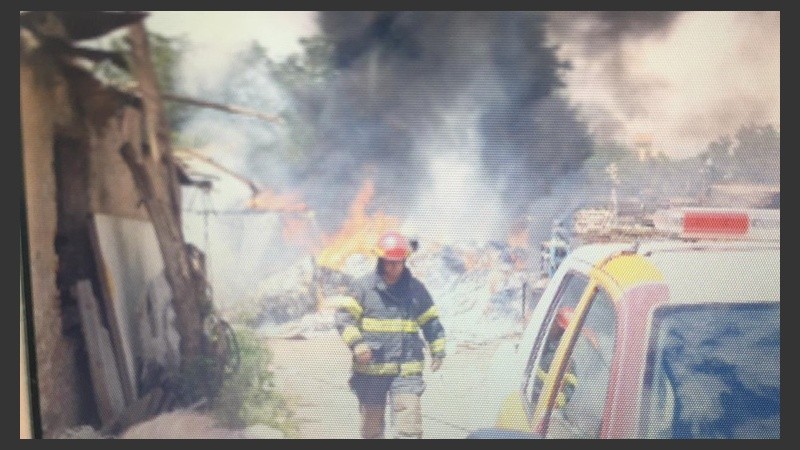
top-left (335, 267), bottom-right (446, 377)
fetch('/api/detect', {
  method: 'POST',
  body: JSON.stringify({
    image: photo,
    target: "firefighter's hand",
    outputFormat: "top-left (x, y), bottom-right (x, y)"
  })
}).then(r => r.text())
top-left (353, 343), bottom-right (373, 365)
top-left (430, 357), bottom-right (443, 372)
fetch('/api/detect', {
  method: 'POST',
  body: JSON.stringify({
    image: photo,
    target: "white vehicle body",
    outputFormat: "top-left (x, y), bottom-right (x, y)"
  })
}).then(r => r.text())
top-left (473, 208), bottom-right (780, 439)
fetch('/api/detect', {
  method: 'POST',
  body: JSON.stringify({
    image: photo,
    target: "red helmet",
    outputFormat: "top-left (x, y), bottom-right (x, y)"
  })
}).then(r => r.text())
top-left (376, 231), bottom-right (411, 261)
top-left (556, 306), bottom-right (575, 330)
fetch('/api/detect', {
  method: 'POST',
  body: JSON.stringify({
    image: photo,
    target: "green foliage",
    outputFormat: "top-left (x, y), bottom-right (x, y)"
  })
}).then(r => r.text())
top-left (268, 35), bottom-right (338, 164)
top-left (580, 123), bottom-right (780, 206)
top-left (226, 307), bottom-right (261, 329)
top-left (208, 326), bottom-right (298, 437)
top-left (701, 125), bottom-right (780, 185)
top-left (270, 35), bottom-right (338, 90)
top-left (174, 353), bottom-right (223, 405)
top-left (92, 31), bottom-right (191, 128)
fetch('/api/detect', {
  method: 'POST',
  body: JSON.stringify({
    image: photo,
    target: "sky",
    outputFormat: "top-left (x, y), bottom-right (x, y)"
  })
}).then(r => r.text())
top-left (145, 11), bottom-right (319, 59)
top-left (144, 11), bottom-right (779, 160)
top-left (145, 11), bottom-right (320, 93)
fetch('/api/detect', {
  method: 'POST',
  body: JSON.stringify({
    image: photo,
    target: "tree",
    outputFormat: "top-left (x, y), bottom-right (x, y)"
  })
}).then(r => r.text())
top-left (700, 125), bottom-right (780, 185)
top-left (731, 125), bottom-right (780, 184)
top-left (270, 35), bottom-right (338, 91)
top-left (93, 31), bottom-right (191, 129)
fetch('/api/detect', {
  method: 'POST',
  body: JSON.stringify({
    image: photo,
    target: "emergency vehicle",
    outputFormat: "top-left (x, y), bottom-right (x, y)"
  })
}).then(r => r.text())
top-left (469, 207), bottom-right (780, 439)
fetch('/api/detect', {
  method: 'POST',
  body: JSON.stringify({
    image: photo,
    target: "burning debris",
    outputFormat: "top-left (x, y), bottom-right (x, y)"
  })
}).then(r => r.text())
top-left (229, 235), bottom-right (538, 347)
top-left (206, 167), bottom-right (546, 346)
top-left (173, 10), bottom-right (779, 350)
top-left (247, 190), bottom-right (309, 213)
top-left (314, 179), bottom-right (399, 271)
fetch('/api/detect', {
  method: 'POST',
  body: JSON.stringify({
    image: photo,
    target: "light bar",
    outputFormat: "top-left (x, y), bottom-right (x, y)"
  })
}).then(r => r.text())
top-left (651, 208), bottom-right (780, 241)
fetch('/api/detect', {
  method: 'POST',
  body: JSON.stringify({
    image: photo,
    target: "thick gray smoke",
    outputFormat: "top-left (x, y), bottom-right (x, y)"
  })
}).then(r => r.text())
top-left (174, 11), bottom-right (777, 306)
top-left (544, 11), bottom-right (779, 157)
top-left (311, 11), bottom-right (593, 222)
top-left (551, 11), bottom-right (680, 46)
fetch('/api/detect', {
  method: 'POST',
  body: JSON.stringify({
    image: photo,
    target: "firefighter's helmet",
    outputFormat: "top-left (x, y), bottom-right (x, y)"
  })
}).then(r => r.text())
top-left (376, 231), bottom-right (412, 261)
top-left (556, 306), bottom-right (575, 330)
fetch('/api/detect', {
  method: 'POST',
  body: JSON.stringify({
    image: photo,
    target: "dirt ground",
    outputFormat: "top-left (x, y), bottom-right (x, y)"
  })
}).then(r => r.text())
top-left (266, 332), bottom-right (522, 439)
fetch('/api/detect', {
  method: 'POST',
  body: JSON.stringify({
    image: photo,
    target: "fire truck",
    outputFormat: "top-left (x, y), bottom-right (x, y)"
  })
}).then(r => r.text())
top-left (469, 207), bottom-right (780, 439)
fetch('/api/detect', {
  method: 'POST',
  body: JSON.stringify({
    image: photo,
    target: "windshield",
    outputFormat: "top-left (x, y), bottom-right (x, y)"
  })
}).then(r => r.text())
top-left (640, 302), bottom-right (780, 439)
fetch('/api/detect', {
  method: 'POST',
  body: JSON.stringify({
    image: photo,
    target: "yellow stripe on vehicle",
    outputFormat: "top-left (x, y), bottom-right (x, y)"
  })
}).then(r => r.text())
top-left (362, 318), bottom-right (419, 333)
top-left (532, 280), bottom-right (597, 424)
top-left (555, 392), bottom-right (567, 409)
top-left (416, 305), bottom-right (440, 326)
top-left (495, 392), bottom-right (533, 432)
top-left (591, 253), bottom-right (663, 299)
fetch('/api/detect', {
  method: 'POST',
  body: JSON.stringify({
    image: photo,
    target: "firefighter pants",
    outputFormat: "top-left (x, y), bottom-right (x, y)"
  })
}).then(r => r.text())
top-left (351, 374), bottom-right (425, 439)
top-left (390, 393), bottom-right (422, 438)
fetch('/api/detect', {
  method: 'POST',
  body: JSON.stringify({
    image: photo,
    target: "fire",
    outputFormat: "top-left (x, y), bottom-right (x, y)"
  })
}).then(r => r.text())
top-left (461, 249), bottom-right (482, 272)
top-left (247, 189), bottom-right (309, 213)
top-left (246, 188), bottom-right (321, 251)
top-left (315, 179), bottom-right (400, 270)
top-left (506, 221), bottom-right (530, 250)
top-left (506, 220), bottom-right (533, 270)
top-left (281, 213), bottom-right (322, 253)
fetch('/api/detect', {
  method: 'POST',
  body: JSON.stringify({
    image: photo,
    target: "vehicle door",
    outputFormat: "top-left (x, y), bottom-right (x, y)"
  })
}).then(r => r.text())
top-left (517, 265), bottom-right (619, 436)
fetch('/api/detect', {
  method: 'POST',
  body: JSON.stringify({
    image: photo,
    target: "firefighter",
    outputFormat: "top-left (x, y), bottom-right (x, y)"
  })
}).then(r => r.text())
top-left (533, 307), bottom-right (579, 409)
top-left (335, 230), bottom-right (447, 439)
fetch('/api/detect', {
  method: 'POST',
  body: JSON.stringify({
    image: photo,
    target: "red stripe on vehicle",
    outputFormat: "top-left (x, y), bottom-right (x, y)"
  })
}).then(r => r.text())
top-left (683, 212), bottom-right (749, 235)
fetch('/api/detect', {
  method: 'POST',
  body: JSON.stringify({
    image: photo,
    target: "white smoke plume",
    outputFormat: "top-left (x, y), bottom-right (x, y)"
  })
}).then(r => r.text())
top-left (162, 11), bottom-right (778, 307)
top-left (545, 11), bottom-right (780, 159)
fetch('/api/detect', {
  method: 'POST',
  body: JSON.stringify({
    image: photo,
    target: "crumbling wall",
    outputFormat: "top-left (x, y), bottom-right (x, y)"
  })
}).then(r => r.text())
top-left (21, 43), bottom-right (87, 437)
top-left (88, 119), bottom-right (150, 220)
top-left (21, 23), bottom-right (150, 436)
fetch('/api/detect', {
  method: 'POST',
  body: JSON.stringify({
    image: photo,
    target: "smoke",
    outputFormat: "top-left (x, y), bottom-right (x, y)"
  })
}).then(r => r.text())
top-left (309, 12), bottom-right (594, 229)
top-left (170, 11), bottom-right (779, 305)
top-left (545, 11), bottom-right (780, 158)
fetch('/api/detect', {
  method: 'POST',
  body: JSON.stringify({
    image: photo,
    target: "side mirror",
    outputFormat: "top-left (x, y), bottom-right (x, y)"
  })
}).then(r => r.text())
top-left (409, 239), bottom-right (419, 252)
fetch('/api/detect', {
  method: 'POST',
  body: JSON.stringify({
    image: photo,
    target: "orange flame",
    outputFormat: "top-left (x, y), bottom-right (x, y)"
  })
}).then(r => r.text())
top-left (247, 189), bottom-right (309, 213)
top-left (280, 214), bottom-right (322, 253)
top-left (506, 220), bottom-right (530, 250)
top-left (315, 179), bottom-right (399, 270)
top-left (506, 219), bottom-right (532, 270)
top-left (246, 189), bottom-right (321, 252)
top-left (461, 249), bottom-right (481, 272)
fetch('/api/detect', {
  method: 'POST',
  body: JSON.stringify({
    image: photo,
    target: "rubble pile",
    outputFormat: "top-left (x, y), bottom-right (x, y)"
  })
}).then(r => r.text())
top-left (237, 241), bottom-right (539, 346)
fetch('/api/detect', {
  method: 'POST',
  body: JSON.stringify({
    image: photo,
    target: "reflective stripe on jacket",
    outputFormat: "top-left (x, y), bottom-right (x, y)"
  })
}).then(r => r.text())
top-left (335, 267), bottom-right (446, 376)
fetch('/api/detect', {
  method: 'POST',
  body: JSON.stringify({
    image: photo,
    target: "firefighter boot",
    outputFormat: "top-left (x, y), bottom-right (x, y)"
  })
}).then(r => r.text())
top-left (360, 404), bottom-right (386, 439)
top-left (391, 393), bottom-right (422, 438)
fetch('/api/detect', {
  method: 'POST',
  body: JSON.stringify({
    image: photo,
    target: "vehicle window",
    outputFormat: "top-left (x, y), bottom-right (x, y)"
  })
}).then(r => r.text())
top-left (523, 273), bottom-right (589, 410)
top-left (639, 302), bottom-right (780, 439)
top-left (545, 288), bottom-right (616, 439)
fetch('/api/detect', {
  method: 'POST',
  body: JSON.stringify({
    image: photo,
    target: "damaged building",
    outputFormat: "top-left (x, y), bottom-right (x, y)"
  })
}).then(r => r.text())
top-left (20, 11), bottom-right (218, 438)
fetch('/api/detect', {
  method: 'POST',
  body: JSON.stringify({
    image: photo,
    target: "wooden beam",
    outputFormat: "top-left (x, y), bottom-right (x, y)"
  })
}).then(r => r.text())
top-left (163, 93), bottom-right (284, 125)
top-left (71, 280), bottom-right (127, 426)
top-left (125, 22), bottom-right (207, 368)
top-left (173, 148), bottom-right (260, 195)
